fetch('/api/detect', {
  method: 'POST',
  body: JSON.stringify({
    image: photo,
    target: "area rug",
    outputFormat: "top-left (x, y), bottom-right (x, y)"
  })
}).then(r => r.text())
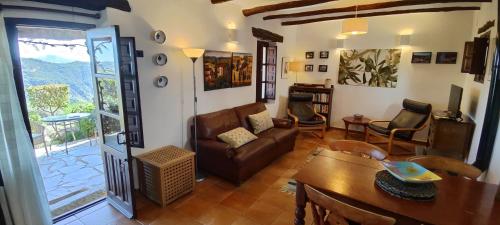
top-left (280, 147), bottom-right (329, 195)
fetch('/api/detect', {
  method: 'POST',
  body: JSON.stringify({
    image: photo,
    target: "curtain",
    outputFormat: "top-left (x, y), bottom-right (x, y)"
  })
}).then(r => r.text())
top-left (0, 15), bottom-right (52, 225)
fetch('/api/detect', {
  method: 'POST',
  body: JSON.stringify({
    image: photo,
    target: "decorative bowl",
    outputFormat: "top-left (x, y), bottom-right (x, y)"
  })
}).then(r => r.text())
top-left (353, 114), bottom-right (364, 120)
top-left (381, 161), bottom-right (442, 184)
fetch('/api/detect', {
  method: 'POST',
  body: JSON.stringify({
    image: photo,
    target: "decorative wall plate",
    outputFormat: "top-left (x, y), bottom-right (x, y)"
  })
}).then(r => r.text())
top-left (155, 76), bottom-right (168, 88)
top-left (153, 53), bottom-right (168, 66)
top-left (152, 30), bottom-right (166, 44)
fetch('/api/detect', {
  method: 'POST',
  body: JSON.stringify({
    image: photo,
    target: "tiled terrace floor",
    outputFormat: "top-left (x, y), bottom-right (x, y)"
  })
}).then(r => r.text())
top-left (35, 139), bottom-right (106, 217)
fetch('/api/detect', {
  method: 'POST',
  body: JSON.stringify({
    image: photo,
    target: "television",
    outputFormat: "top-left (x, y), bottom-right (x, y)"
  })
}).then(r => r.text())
top-left (448, 84), bottom-right (463, 119)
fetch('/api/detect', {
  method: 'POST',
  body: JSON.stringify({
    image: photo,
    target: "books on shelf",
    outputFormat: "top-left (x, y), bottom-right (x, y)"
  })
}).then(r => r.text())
top-left (312, 93), bottom-right (330, 103)
top-left (313, 104), bottom-right (329, 114)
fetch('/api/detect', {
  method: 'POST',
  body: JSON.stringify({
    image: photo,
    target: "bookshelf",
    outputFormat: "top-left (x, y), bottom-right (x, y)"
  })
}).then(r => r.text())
top-left (289, 83), bottom-right (334, 128)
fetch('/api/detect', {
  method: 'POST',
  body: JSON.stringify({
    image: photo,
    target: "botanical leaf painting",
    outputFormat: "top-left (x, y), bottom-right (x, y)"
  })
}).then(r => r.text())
top-left (338, 49), bottom-right (401, 88)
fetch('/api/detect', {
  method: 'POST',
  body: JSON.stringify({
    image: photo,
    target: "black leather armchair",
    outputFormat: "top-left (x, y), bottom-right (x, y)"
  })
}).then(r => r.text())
top-left (366, 99), bottom-right (432, 154)
top-left (288, 93), bottom-right (327, 138)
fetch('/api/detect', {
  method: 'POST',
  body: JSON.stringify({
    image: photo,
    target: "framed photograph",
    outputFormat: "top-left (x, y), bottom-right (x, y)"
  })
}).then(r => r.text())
top-left (436, 52), bottom-right (458, 64)
top-left (318, 65), bottom-right (328, 72)
top-left (305, 64), bottom-right (314, 72)
top-left (305, 51), bottom-right (314, 59)
top-left (281, 57), bottom-right (294, 79)
top-left (411, 52), bottom-right (432, 64)
top-left (319, 51), bottom-right (329, 59)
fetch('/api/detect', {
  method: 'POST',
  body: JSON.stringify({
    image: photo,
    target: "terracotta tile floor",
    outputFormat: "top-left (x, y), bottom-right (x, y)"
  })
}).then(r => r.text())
top-left (55, 129), bottom-right (416, 225)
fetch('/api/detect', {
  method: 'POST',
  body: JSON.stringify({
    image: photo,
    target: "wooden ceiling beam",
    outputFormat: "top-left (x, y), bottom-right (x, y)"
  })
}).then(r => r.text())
top-left (243, 0), bottom-right (338, 17)
top-left (265, 0), bottom-right (490, 20)
top-left (282, 6), bottom-right (480, 26)
top-left (211, 0), bottom-right (232, 4)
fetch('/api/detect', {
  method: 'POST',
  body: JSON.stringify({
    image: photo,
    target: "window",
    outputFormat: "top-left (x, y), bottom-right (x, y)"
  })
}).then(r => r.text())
top-left (256, 41), bottom-right (277, 102)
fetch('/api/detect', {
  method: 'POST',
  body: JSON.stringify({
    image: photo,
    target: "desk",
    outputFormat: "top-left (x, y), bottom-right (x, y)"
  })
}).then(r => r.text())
top-left (294, 150), bottom-right (500, 225)
top-left (43, 113), bottom-right (91, 153)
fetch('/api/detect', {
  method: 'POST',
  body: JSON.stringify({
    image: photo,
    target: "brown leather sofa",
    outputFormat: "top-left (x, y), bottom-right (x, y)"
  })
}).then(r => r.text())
top-left (193, 102), bottom-right (299, 185)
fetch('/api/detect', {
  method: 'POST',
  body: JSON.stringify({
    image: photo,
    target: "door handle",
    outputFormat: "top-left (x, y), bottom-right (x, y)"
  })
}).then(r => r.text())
top-left (117, 131), bottom-right (127, 145)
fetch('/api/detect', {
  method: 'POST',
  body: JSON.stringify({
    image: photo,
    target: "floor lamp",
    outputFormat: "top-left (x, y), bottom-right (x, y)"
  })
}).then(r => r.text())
top-left (288, 61), bottom-right (302, 84)
top-left (182, 48), bottom-right (205, 182)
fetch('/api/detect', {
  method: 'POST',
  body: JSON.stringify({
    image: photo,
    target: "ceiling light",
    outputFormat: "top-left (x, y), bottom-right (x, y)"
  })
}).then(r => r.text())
top-left (341, 5), bottom-right (368, 36)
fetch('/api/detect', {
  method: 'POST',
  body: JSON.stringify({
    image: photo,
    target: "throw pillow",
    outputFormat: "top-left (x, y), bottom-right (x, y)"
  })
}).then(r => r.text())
top-left (217, 127), bottom-right (258, 148)
top-left (248, 110), bottom-right (274, 134)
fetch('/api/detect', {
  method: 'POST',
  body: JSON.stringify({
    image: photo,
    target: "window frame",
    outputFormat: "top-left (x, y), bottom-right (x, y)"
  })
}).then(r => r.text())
top-left (256, 40), bottom-right (277, 102)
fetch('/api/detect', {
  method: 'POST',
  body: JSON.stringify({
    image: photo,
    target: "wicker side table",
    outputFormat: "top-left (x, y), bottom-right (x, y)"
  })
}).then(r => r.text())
top-left (136, 146), bottom-right (195, 207)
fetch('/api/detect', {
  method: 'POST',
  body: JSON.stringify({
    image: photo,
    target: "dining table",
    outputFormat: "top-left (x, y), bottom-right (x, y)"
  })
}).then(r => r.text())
top-left (42, 112), bottom-right (92, 153)
top-left (293, 150), bottom-right (500, 225)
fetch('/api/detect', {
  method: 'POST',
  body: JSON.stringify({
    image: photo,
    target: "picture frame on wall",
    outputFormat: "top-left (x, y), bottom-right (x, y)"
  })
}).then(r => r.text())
top-left (281, 57), bottom-right (294, 79)
top-left (436, 52), bottom-right (458, 64)
top-left (305, 64), bottom-right (314, 72)
top-left (318, 65), bottom-right (328, 72)
top-left (305, 51), bottom-right (314, 59)
top-left (319, 51), bottom-right (329, 59)
top-left (411, 52), bottom-right (432, 64)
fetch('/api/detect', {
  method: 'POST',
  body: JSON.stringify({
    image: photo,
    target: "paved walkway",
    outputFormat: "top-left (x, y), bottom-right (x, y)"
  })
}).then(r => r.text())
top-left (35, 139), bottom-right (106, 217)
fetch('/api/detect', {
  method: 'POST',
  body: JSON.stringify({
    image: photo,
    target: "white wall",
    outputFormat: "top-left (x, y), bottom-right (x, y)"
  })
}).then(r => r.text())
top-left (461, 0), bottom-right (500, 184)
top-left (99, 0), bottom-right (298, 155)
top-left (289, 12), bottom-right (474, 140)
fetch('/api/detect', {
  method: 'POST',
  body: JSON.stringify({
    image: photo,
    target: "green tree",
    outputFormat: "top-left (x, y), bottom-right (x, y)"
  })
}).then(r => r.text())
top-left (27, 84), bottom-right (69, 116)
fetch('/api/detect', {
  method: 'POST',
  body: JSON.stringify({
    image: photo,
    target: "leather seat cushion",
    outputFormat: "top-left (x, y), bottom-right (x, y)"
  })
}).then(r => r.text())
top-left (257, 127), bottom-right (299, 143)
top-left (196, 109), bottom-right (241, 140)
top-left (233, 138), bottom-right (276, 166)
top-left (234, 103), bottom-right (267, 131)
top-left (368, 124), bottom-right (390, 135)
top-left (299, 120), bottom-right (324, 125)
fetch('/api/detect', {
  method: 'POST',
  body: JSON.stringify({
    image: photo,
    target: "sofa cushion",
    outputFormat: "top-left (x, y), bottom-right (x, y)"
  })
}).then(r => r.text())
top-left (257, 127), bottom-right (299, 144)
top-left (196, 109), bottom-right (241, 140)
top-left (233, 138), bottom-right (276, 167)
top-left (234, 103), bottom-right (267, 131)
top-left (248, 110), bottom-right (274, 134)
top-left (299, 120), bottom-right (324, 126)
top-left (217, 127), bottom-right (258, 148)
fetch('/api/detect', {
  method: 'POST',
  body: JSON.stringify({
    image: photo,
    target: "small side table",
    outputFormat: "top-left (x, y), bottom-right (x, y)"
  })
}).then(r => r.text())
top-left (343, 116), bottom-right (371, 139)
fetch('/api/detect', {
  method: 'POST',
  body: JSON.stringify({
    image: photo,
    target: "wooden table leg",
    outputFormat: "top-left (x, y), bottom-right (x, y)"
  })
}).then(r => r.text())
top-left (344, 121), bottom-right (349, 139)
top-left (295, 181), bottom-right (306, 225)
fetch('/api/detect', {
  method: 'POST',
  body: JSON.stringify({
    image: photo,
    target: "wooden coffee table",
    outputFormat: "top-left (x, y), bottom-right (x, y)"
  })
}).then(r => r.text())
top-left (342, 116), bottom-right (371, 139)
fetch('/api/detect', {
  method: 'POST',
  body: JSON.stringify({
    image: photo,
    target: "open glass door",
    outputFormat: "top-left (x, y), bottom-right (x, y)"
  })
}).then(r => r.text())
top-left (86, 26), bottom-right (135, 219)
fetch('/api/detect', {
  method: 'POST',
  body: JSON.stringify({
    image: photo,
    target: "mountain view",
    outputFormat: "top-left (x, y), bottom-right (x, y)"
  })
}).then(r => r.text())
top-left (21, 58), bottom-right (94, 102)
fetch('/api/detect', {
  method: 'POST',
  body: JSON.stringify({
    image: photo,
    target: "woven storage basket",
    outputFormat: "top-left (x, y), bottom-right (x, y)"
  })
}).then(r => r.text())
top-left (136, 146), bottom-right (195, 207)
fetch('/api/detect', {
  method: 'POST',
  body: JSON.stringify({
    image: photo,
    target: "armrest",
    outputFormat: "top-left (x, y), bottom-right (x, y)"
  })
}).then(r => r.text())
top-left (287, 109), bottom-right (299, 127)
top-left (314, 112), bottom-right (327, 122)
top-left (368, 120), bottom-right (391, 126)
top-left (272, 118), bottom-right (292, 129)
top-left (197, 139), bottom-right (235, 159)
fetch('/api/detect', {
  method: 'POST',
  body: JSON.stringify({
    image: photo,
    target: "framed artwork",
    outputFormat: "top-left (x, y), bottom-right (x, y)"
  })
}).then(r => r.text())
top-left (320, 51), bottom-right (329, 59)
top-left (411, 52), bottom-right (432, 64)
top-left (305, 64), bottom-right (314, 72)
top-left (231, 53), bottom-right (253, 87)
top-left (305, 51), bottom-right (314, 59)
top-left (436, 52), bottom-right (458, 64)
top-left (318, 65), bottom-right (328, 72)
top-left (281, 57), bottom-right (294, 79)
top-left (203, 51), bottom-right (232, 91)
top-left (339, 49), bottom-right (402, 88)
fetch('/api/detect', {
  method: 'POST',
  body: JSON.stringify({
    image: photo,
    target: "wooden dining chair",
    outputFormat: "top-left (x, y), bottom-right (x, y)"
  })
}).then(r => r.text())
top-left (305, 184), bottom-right (396, 225)
top-left (407, 155), bottom-right (482, 180)
top-left (329, 140), bottom-right (388, 161)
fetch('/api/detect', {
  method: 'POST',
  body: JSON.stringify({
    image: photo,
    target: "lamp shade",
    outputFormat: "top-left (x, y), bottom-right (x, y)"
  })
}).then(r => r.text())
top-left (182, 48), bottom-right (205, 59)
top-left (397, 34), bottom-right (411, 46)
top-left (289, 61), bottom-right (303, 72)
top-left (341, 18), bottom-right (368, 35)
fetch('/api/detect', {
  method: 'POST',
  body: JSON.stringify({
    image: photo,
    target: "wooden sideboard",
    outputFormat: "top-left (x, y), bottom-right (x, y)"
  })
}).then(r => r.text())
top-left (427, 111), bottom-right (475, 160)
